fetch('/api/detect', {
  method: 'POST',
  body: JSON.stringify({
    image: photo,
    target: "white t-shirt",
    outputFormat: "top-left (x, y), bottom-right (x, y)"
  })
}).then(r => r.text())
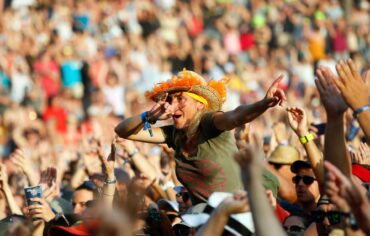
top-left (293, 63), bottom-right (315, 86)
top-left (11, 0), bottom-right (36, 9)
top-left (102, 86), bottom-right (125, 116)
top-left (10, 72), bottom-right (32, 103)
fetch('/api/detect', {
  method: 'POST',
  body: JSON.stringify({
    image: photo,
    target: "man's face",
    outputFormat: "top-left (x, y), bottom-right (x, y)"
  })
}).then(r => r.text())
top-left (176, 189), bottom-right (192, 213)
top-left (72, 189), bottom-right (94, 215)
top-left (314, 203), bottom-right (345, 236)
top-left (294, 168), bottom-right (320, 204)
top-left (168, 93), bottom-right (203, 130)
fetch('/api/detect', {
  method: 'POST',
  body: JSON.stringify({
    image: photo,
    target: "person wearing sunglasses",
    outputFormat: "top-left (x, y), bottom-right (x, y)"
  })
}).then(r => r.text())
top-left (174, 186), bottom-right (192, 214)
top-left (290, 160), bottom-right (320, 215)
top-left (266, 145), bottom-right (301, 203)
top-left (305, 197), bottom-right (349, 236)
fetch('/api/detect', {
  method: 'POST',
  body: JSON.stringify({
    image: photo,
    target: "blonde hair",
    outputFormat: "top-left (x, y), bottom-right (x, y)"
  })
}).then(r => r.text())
top-left (186, 103), bottom-right (215, 139)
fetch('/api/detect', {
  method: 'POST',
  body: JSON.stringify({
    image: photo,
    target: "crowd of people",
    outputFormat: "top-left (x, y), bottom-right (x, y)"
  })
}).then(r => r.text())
top-left (0, 0), bottom-right (369, 235)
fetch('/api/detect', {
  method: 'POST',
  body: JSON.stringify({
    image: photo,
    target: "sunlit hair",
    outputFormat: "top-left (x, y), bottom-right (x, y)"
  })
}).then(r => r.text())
top-left (186, 106), bottom-right (210, 138)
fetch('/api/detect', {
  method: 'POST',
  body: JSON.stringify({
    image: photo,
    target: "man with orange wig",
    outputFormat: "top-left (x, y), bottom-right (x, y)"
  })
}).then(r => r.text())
top-left (115, 70), bottom-right (286, 204)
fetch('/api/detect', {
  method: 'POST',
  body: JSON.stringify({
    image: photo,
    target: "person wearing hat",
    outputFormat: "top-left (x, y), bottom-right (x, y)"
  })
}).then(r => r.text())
top-left (266, 145), bottom-right (301, 203)
top-left (115, 70), bottom-right (286, 204)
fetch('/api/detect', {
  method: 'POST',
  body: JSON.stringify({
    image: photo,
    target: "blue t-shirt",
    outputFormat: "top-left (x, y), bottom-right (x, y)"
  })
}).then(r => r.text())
top-left (61, 61), bottom-right (82, 87)
top-left (73, 14), bottom-right (90, 31)
top-left (0, 71), bottom-right (10, 91)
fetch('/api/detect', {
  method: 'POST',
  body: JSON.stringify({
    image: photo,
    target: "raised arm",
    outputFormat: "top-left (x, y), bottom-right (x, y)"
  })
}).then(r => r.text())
top-left (0, 164), bottom-right (22, 215)
top-left (315, 66), bottom-right (351, 177)
top-left (118, 139), bottom-right (158, 182)
top-left (286, 107), bottom-right (324, 189)
top-left (214, 75), bottom-right (286, 131)
top-left (10, 149), bottom-right (38, 187)
top-left (114, 114), bottom-right (165, 143)
top-left (234, 146), bottom-right (286, 236)
top-left (100, 140), bottom-right (117, 209)
top-left (332, 59), bottom-right (370, 141)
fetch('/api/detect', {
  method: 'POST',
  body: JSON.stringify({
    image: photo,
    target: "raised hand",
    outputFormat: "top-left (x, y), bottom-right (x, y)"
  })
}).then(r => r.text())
top-left (100, 138), bottom-right (117, 180)
top-left (350, 142), bottom-right (370, 165)
top-left (10, 150), bottom-right (38, 186)
top-left (0, 164), bottom-right (22, 215)
top-left (148, 93), bottom-right (173, 122)
top-left (217, 191), bottom-right (250, 216)
top-left (115, 138), bottom-right (137, 159)
top-left (333, 59), bottom-right (369, 110)
top-left (316, 66), bottom-right (348, 117)
top-left (286, 107), bottom-right (309, 137)
top-left (10, 149), bottom-right (28, 172)
top-left (264, 75), bottom-right (287, 108)
top-left (234, 144), bottom-right (263, 184)
top-left (39, 167), bottom-right (57, 188)
top-left (39, 167), bottom-right (58, 201)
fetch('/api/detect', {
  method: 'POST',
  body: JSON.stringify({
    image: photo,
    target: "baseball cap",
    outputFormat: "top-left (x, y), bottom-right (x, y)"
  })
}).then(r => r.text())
top-left (290, 160), bottom-right (312, 173)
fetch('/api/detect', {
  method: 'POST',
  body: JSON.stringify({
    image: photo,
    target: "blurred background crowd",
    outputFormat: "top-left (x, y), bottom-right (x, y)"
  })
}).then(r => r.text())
top-left (0, 0), bottom-right (368, 235)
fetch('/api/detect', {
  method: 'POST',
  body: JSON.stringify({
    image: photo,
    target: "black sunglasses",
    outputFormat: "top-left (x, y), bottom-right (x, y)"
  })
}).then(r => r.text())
top-left (176, 192), bottom-right (190, 202)
top-left (292, 175), bottom-right (316, 185)
top-left (272, 163), bottom-right (283, 170)
top-left (283, 225), bottom-right (305, 233)
top-left (311, 211), bottom-right (350, 225)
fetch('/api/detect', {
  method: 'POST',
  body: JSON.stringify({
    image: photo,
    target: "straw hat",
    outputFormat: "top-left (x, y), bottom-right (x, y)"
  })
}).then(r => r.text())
top-left (268, 145), bottom-right (300, 165)
top-left (145, 70), bottom-right (228, 111)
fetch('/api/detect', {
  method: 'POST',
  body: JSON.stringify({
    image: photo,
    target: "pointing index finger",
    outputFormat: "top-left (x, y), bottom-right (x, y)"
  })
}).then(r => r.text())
top-left (271, 74), bottom-right (284, 88)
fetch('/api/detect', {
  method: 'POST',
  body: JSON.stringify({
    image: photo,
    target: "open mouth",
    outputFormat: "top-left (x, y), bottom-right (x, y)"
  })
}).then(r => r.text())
top-left (173, 114), bottom-right (182, 120)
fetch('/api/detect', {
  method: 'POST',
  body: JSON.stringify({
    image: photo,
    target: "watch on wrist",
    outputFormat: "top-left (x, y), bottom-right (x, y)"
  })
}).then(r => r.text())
top-left (300, 133), bottom-right (314, 144)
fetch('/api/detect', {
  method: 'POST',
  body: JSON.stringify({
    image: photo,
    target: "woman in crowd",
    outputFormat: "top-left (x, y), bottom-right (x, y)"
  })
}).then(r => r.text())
top-left (115, 70), bottom-right (286, 204)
